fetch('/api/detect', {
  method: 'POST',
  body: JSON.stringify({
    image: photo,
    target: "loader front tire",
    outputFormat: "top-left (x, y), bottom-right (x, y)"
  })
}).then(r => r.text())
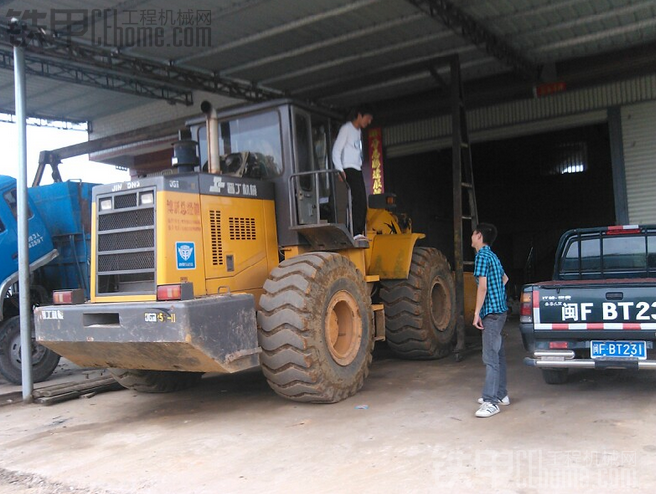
top-left (109, 369), bottom-right (203, 393)
top-left (257, 253), bottom-right (374, 403)
top-left (380, 247), bottom-right (456, 359)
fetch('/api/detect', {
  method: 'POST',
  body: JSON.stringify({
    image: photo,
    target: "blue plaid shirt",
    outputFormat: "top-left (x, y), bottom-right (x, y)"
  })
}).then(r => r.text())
top-left (474, 245), bottom-right (508, 319)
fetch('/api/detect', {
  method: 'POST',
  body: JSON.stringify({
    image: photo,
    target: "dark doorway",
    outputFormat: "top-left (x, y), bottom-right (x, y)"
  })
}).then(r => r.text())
top-left (384, 123), bottom-right (616, 297)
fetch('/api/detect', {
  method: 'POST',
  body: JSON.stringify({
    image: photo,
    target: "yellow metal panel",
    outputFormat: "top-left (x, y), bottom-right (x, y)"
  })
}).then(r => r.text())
top-left (261, 199), bottom-right (280, 281)
top-left (463, 271), bottom-right (477, 326)
top-left (340, 248), bottom-right (367, 275)
top-left (367, 208), bottom-right (403, 235)
top-left (156, 190), bottom-right (207, 296)
top-left (367, 233), bottom-right (425, 279)
top-left (200, 195), bottom-right (278, 300)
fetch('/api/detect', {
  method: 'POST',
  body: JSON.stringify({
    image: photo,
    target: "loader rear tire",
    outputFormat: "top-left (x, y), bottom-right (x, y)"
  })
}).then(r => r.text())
top-left (380, 247), bottom-right (456, 359)
top-left (109, 369), bottom-right (203, 393)
top-left (0, 316), bottom-right (60, 385)
top-left (257, 252), bottom-right (374, 403)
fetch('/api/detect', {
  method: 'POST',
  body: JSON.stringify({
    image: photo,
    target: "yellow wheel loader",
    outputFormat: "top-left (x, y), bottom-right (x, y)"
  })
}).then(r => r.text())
top-left (35, 100), bottom-right (457, 403)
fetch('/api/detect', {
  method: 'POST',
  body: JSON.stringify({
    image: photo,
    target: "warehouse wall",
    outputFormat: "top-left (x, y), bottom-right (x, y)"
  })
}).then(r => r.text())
top-left (621, 100), bottom-right (656, 224)
top-left (384, 74), bottom-right (656, 158)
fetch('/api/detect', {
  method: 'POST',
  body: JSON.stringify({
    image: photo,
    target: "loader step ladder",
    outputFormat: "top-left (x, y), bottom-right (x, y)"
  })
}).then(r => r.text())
top-left (449, 55), bottom-right (478, 361)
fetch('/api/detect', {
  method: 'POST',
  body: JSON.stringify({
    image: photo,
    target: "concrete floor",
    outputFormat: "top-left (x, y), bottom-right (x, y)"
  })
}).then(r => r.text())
top-left (0, 318), bottom-right (654, 494)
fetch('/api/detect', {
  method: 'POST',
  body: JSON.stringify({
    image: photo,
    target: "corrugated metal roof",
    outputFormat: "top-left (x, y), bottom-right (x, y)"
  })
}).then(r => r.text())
top-left (0, 0), bottom-right (655, 122)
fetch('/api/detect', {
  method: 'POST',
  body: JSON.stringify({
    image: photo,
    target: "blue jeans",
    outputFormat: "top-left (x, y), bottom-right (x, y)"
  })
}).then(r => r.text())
top-left (481, 312), bottom-right (507, 404)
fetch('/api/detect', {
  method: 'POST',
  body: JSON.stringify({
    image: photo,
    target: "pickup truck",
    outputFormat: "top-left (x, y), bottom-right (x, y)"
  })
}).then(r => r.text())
top-left (519, 225), bottom-right (656, 384)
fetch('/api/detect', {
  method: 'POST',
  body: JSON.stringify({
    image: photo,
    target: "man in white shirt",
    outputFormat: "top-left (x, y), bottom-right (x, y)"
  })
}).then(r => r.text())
top-left (331, 105), bottom-right (373, 240)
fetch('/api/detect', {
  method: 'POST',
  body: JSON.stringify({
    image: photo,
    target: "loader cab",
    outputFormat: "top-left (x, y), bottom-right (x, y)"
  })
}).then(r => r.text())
top-left (189, 100), bottom-right (351, 250)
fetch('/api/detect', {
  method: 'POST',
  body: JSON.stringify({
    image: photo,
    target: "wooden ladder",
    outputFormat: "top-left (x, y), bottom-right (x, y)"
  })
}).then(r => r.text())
top-left (450, 55), bottom-right (479, 361)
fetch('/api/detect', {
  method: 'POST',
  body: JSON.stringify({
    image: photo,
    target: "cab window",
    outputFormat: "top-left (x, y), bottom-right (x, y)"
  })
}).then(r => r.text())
top-left (561, 231), bottom-right (653, 278)
top-left (3, 189), bottom-right (33, 220)
top-left (196, 110), bottom-right (283, 178)
top-left (219, 110), bottom-right (283, 177)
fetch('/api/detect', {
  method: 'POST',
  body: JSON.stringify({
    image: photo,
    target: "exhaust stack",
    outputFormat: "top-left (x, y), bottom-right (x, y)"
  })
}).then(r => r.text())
top-left (200, 101), bottom-right (221, 174)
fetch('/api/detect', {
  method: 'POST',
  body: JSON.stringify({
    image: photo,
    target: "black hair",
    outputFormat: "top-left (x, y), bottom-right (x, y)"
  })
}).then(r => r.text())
top-left (347, 104), bottom-right (374, 121)
top-left (474, 223), bottom-right (498, 246)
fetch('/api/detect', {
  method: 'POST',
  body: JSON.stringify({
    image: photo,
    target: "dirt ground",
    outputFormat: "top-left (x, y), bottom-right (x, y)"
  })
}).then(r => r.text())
top-left (1, 318), bottom-right (654, 494)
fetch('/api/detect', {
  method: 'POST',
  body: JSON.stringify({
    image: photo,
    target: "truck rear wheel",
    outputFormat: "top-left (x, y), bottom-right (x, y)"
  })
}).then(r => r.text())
top-left (257, 252), bottom-right (374, 403)
top-left (109, 369), bottom-right (204, 393)
top-left (541, 368), bottom-right (568, 385)
top-left (0, 316), bottom-right (60, 384)
top-left (380, 247), bottom-right (456, 359)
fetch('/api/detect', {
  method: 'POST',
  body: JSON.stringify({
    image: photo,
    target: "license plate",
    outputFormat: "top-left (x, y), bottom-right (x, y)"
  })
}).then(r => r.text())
top-left (590, 340), bottom-right (647, 359)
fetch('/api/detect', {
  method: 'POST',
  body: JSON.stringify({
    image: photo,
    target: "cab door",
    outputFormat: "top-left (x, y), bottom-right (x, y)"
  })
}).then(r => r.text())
top-left (0, 196), bottom-right (14, 284)
top-left (292, 109), bottom-right (318, 225)
top-left (0, 186), bottom-right (54, 284)
top-left (292, 109), bottom-right (345, 227)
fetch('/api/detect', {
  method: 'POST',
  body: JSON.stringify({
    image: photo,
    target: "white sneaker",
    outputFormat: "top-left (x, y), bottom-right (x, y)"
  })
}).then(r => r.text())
top-left (478, 395), bottom-right (510, 406)
top-left (475, 402), bottom-right (500, 418)
top-left (353, 234), bottom-right (368, 241)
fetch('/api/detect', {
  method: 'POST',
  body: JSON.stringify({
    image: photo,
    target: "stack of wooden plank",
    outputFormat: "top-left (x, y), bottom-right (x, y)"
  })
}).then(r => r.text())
top-left (32, 376), bottom-right (123, 405)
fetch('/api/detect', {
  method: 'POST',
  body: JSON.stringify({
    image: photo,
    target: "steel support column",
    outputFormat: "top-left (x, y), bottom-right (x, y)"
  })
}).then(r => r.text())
top-left (9, 19), bottom-right (33, 402)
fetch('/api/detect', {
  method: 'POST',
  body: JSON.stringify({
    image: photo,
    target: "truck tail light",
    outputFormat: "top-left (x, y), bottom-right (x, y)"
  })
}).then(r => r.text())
top-left (607, 225), bottom-right (640, 235)
top-left (157, 283), bottom-right (194, 301)
top-left (519, 291), bottom-right (532, 323)
top-left (549, 341), bottom-right (569, 349)
top-left (53, 289), bottom-right (85, 305)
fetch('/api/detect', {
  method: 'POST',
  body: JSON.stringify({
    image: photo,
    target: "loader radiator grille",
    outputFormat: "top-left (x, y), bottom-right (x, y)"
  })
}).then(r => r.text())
top-left (98, 252), bottom-right (155, 272)
top-left (98, 209), bottom-right (153, 231)
top-left (210, 210), bottom-right (223, 266)
top-left (98, 230), bottom-right (154, 251)
top-left (113, 193), bottom-right (137, 209)
top-left (96, 188), bottom-right (156, 295)
top-left (229, 217), bottom-right (256, 241)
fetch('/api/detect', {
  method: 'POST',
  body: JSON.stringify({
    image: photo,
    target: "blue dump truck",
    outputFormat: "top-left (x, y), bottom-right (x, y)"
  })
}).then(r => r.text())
top-left (0, 176), bottom-right (94, 384)
top-left (520, 225), bottom-right (656, 384)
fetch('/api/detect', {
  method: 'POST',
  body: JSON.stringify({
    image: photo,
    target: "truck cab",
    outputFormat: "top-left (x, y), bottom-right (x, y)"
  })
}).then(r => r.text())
top-left (0, 177), bottom-right (95, 385)
top-left (0, 175), bottom-right (56, 319)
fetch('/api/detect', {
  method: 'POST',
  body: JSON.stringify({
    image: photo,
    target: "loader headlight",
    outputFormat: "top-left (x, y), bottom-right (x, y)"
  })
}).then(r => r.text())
top-left (140, 191), bottom-right (154, 205)
top-left (99, 198), bottom-right (112, 211)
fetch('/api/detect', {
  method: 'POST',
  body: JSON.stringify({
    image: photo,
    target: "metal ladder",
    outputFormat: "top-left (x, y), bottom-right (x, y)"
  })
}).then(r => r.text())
top-left (449, 55), bottom-right (479, 361)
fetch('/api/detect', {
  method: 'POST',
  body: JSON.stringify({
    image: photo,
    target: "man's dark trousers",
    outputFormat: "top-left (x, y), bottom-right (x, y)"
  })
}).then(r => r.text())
top-left (345, 168), bottom-right (366, 236)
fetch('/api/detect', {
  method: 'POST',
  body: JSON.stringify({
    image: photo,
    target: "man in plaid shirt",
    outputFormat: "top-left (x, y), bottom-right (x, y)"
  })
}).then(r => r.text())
top-left (472, 223), bottom-right (509, 418)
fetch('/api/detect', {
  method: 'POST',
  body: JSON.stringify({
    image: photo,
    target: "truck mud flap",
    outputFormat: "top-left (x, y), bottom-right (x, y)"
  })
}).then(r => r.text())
top-left (34, 293), bottom-right (260, 374)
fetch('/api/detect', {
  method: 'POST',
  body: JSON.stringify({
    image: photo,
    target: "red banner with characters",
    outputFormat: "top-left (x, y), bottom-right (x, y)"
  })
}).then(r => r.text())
top-left (365, 127), bottom-right (384, 195)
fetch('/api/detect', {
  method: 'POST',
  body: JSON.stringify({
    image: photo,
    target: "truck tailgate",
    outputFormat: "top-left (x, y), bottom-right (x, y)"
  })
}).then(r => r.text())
top-left (532, 282), bottom-right (656, 331)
